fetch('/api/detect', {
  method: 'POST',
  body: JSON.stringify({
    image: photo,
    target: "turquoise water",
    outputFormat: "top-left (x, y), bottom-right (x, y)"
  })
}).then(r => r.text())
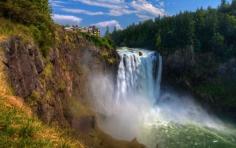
top-left (139, 121), bottom-right (236, 148)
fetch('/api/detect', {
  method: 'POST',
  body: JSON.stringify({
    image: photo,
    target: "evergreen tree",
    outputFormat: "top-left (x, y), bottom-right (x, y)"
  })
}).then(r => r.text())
top-left (113, 26), bottom-right (117, 32)
top-left (221, 0), bottom-right (227, 6)
top-left (105, 26), bottom-right (110, 37)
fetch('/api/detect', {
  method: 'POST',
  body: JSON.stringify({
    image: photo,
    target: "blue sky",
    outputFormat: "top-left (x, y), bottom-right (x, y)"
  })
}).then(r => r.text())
top-left (50, 0), bottom-right (232, 34)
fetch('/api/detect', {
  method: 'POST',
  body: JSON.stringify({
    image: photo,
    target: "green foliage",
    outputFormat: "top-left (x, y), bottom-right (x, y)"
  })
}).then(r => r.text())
top-left (0, 0), bottom-right (51, 26)
top-left (110, 1), bottom-right (236, 58)
top-left (28, 90), bottom-right (41, 106)
top-left (0, 18), bottom-right (34, 42)
top-left (210, 33), bottom-right (225, 56)
top-left (111, 20), bottom-right (157, 49)
top-left (0, 97), bottom-right (52, 147)
top-left (195, 79), bottom-right (236, 107)
top-left (42, 63), bottom-right (53, 79)
top-left (105, 26), bottom-right (110, 37)
top-left (81, 32), bottom-right (115, 49)
top-left (57, 80), bottom-right (66, 92)
top-left (219, 0), bottom-right (236, 15)
top-left (0, 0), bottom-right (53, 56)
top-left (19, 120), bottom-right (36, 138)
top-left (79, 32), bottom-right (117, 64)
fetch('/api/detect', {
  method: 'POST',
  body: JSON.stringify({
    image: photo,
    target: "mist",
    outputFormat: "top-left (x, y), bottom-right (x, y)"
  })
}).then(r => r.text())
top-left (89, 74), bottom-right (151, 140)
top-left (89, 73), bottom-right (227, 141)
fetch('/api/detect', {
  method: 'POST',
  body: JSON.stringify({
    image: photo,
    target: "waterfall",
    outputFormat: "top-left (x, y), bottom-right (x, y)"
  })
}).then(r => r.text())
top-left (116, 47), bottom-right (162, 104)
top-left (90, 47), bottom-right (236, 147)
top-left (155, 55), bottom-right (162, 99)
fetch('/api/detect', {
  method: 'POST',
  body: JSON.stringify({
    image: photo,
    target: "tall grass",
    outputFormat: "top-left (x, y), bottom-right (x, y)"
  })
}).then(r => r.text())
top-left (0, 96), bottom-right (83, 148)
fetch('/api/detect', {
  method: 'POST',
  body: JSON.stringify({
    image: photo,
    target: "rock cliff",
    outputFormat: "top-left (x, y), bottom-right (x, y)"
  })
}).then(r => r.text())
top-left (0, 27), bottom-right (143, 148)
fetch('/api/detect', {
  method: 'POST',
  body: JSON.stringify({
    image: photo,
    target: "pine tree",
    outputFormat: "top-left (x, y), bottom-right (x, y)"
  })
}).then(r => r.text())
top-left (221, 0), bottom-right (227, 6)
top-left (113, 26), bottom-right (117, 33)
top-left (105, 26), bottom-right (110, 37)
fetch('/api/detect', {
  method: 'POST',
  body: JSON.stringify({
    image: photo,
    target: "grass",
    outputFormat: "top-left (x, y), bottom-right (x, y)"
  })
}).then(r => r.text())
top-left (0, 95), bottom-right (84, 148)
top-left (0, 18), bottom-right (33, 42)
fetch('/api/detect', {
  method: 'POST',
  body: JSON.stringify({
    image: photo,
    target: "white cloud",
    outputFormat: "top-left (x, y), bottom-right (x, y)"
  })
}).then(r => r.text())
top-left (52, 0), bottom-right (165, 24)
top-left (52, 14), bottom-right (82, 25)
top-left (73, 0), bottom-right (124, 9)
top-left (108, 8), bottom-right (136, 16)
top-left (62, 7), bottom-right (135, 17)
top-left (51, 0), bottom-right (65, 4)
top-left (131, 0), bottom-right (165, 17)
top-left (72, 0), bottom-right (165, 17)
top-left (49, 0), bottom-right (65, 7)
top-left (62, 8), bottom-right (104, 16)
top-left (136, 14), bottom-right (153, 20)
top-left (93, 20), bottom-right (122, 30)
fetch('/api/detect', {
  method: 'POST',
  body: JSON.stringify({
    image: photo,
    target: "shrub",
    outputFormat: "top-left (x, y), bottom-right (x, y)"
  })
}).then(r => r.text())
top-left (0, 0), bottom-right (51, 26)
top-left (0, 0), bottom-right (53, 56)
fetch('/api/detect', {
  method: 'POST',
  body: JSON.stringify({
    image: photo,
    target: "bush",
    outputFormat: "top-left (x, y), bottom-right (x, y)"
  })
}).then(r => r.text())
top-left (0, 0), bottom-right (53, 56)
top-left (0, 0), bottom-right (51, 26)
top-left (81, 32), bottom-right (115, 49)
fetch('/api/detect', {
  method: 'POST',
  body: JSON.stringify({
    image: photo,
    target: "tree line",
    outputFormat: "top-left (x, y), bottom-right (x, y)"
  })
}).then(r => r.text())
top-left (110, 0), bottom-right (236, 60)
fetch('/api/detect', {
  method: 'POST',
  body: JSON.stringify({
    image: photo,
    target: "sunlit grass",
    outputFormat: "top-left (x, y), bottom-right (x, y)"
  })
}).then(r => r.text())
top-left (0, 95), bottom-right (84, 148)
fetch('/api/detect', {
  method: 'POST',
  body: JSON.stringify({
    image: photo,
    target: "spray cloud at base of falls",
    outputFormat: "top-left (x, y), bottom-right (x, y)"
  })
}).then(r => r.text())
top-left (89, 47), bottom-right (235, 147)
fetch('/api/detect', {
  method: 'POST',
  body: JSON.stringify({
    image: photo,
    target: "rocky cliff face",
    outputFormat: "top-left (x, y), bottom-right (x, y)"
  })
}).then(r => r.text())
top-left (0, 26), bottom-right (145, 147)
top-left (0, 27), bottom-right (119, 131)
top-left (162, 48), bottom-right (236, 120)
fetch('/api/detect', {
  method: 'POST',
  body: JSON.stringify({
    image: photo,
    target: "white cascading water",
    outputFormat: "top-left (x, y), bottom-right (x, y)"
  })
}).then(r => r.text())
top-left (116, 47), bottom-right (162, 104)
top-left (90, 47), bottom-right (236, 148)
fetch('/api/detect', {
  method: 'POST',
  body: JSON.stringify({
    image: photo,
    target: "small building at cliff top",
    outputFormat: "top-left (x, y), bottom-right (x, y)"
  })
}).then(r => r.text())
top-left (64, 25), bottom-right (100, 37)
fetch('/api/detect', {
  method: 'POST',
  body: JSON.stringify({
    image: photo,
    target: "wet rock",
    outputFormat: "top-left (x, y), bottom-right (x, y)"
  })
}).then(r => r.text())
top-left (139, 51), bottom-right (143, 56)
